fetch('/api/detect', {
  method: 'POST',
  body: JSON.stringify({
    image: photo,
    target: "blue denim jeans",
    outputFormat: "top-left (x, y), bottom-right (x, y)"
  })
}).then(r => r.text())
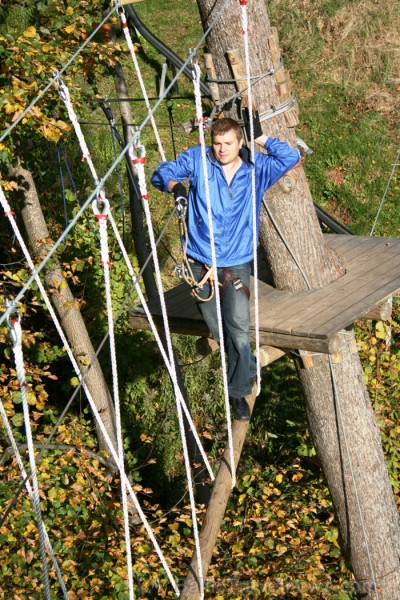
top-left (190, 261), bottom-right (257, 398)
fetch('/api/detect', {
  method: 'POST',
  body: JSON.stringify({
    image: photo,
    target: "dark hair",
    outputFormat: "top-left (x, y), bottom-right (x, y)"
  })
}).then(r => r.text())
top-left (211, 118), bottom-right (243, 142)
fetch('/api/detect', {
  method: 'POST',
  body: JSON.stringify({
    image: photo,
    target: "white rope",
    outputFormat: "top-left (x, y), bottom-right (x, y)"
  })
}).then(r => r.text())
top-left (54, 79), bottom-right (180, 596)
top-left (132, 142), bottom-right (204, 598)
top-left (0, 0), bottom-right (237, 332)
top-left (0, 6), bottom-right (117, 144)
top-left (7, 316), bottom-right (52, 600)
top-left (92, 195), bottom-right (135, 600)
top-left (57, 72), bottom-right (212, 478)
top-left (0, 191), bottom-right (75, 600)
top-left (240, 0), bottom-right (261, 394)
top-left (370, 148), bottom-right (400, 236)
top-left (328, 350), bottom-right (378, 598)
top-left (117, 3), bottom-right (166, 162)
top-left (58, 77), bottom-right (135, 597)
top-left (0, 182), bottom-right (185, 594)
top-left (192, 63), bottom-right (237, 489)
top-left (0, 391), bottom-right (70, 599)
top-left (57, 79), bottom-right (100, 185)
top-left (106, 209), bottom-right (214, 480)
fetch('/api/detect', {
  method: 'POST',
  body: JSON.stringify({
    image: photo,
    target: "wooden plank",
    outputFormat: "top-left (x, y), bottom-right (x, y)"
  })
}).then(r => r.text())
top-left (251, 236), bottom-right (384, 335)
top-left (256, 330), bottom-right (342, 354)
top-left (130, 310), bottom-right (209, 337)
top-left (254, 290), bottom-right (312, 333)
top-left (129, 235), bottom-right (400, 352)
top-left (308, 269), bottom-right (400, 337)
top-left (271, 238), bottom-right (400, 337)
top-left (307, 245), bottom-right (400, 328)
top-left (328, 235), bottom-right (386, 266)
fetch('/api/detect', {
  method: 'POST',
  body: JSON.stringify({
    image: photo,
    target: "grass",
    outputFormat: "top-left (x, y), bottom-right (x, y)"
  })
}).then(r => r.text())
top-left (268, 0), bottom-right (400, 236)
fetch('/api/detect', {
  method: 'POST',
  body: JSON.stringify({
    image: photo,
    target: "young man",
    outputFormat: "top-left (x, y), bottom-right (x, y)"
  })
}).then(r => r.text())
top-left (151, 117), bottom-right (300, 420)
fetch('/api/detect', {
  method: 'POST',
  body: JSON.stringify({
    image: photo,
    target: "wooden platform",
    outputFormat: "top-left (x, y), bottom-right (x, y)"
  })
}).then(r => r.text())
top-left (129, 235), bottom-right (400, 354)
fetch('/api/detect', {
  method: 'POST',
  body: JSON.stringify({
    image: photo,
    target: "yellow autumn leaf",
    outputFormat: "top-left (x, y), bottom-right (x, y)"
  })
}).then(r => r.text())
top-left (40, 124), bottom-right (62, 143)
top-left (56, 120), bottom-right (71, 132)
top-left (292, 472), bottom-right (304, 482)
top-left (275, 473), bottom-right (284, 483)
top-left (65, 24), bottom-right (75, 34)
top-left (2, 180), bottom-right (18, 191)
top-left (22, 26), bottom-right (36, 38)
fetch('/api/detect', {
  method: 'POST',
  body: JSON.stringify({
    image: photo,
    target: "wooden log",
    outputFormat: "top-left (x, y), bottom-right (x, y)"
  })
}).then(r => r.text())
top-left (226, 48), bottom-right (248, 104)
top-left (284, 103), bottom-right (300, 128)
top-left (298, 349), bottom-right (314, 369)
top-left (256, 345), bottom-right (286, 366)
top-left (204, 53), bottom-right (221, 104)
top-left (128, 307), bottom-right (344, 354)
top-left (267, 27), bottom-right (281, 69)
top-left (180, 348), bottom-right (284, 599)
top-left (359, 297), bottom-right (393, 321)
top-left (195, 340), bottom-right (286, 365)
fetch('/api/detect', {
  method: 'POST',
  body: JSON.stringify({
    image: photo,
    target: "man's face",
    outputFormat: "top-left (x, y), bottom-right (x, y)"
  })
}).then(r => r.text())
top-left (212, 130), bottom-right (243, 166)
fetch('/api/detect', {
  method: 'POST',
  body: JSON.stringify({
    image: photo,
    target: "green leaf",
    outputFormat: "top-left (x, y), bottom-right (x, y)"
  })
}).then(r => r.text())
top-left (11, 413), bottom-right (24, 427)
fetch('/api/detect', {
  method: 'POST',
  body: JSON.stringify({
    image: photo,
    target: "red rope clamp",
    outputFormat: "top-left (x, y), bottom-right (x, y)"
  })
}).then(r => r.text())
top-left (92, 195), bottom-right (110, 219)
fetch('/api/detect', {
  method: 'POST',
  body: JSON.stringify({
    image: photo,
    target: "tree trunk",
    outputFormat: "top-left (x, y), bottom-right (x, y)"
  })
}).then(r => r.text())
top-left (181, 348), bottom-right (285, 599)
top-left (113, 59), bottom-right (159, 302)
top-left (10, 164), bottom-right (118, 461)
top-left (188, 1), bottom-right (400, 597)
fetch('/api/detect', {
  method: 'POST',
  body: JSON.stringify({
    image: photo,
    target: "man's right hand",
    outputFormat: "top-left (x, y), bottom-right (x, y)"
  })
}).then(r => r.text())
top-left (242, 107), bottom-right (267, 146)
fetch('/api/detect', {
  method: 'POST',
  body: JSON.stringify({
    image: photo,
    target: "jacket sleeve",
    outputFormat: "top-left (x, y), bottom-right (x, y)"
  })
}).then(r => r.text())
top-left (261, 137), bottom-right (300, 188)
top-left (151, 147), bottom-right (196, 193)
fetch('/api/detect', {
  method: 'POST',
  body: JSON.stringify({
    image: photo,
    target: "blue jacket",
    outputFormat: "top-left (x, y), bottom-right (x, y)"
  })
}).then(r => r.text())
top-left (151, 137), bottom-right (299, 267)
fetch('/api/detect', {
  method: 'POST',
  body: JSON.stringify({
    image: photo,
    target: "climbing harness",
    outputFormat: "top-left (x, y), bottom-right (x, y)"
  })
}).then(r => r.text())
top-left (221, 267), bottom-right (250, 298)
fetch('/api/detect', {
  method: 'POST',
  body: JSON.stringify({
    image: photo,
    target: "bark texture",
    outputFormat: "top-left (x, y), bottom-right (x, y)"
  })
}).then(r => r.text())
top-left (10, 164), bottom-right (118, 459)
top-left (186, 1), bottom-right (400, 597)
